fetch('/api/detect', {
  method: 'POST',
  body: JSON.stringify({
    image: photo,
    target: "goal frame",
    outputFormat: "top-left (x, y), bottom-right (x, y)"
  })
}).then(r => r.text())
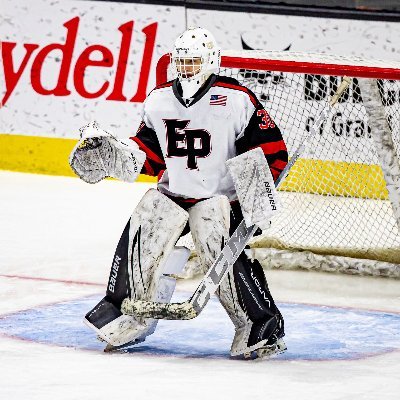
top-left (155, 50), bottom-right (400, 278)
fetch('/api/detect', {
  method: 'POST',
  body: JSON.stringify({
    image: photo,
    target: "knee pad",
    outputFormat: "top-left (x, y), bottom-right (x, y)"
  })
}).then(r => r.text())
top-left (188, 196), bottom-right (282, 356)
top-left (188, 196), bottom-right (231, 273)
top-left (188, 196), bottom-right (248, 329)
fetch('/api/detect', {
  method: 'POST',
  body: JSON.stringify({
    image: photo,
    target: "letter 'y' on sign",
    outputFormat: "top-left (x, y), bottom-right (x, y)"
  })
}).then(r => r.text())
top-left (226, 147), bottom-right (281, 229)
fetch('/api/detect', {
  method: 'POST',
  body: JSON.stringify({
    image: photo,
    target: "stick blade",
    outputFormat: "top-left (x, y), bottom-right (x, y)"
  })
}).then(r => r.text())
top-left (121, 298), bottom-right (198, 320)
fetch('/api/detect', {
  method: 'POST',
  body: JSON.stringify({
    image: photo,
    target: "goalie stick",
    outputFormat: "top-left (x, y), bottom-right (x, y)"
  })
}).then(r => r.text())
top-left (121, 76), bottom-right (352, 321)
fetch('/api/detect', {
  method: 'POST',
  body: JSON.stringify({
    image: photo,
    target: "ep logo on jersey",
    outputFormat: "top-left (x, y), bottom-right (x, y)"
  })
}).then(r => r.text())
top-left (164, 119), bottom-right (211, 169)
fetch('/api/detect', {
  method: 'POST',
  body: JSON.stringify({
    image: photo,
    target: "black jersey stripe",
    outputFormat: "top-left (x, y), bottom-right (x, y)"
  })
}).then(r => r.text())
top-left (251, 140), bottom-right (287, 155)
top-left (131, 136), bottom-right (164, 165)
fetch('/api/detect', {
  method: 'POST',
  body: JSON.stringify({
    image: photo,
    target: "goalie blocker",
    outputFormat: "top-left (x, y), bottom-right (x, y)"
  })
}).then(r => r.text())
top-left (227, 147), bottom-right (281, 230)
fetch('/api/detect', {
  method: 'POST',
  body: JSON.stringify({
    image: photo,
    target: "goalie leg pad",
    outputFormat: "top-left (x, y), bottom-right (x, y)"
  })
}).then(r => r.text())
top-left (84, 189), bottom-right (189, 346)
top-left (188, 196), bottom-right (231, 274)
top-left (188, 197), bottom-right (249, 351)
top-left (230, 254), bottom-right (286, 356)
top-left (188, 197), bottom-right (285, 357)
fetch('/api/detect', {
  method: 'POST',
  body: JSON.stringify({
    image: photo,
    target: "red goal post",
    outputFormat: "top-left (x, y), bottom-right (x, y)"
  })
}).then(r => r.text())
top-left (156, 50), bottom-right (400, 278)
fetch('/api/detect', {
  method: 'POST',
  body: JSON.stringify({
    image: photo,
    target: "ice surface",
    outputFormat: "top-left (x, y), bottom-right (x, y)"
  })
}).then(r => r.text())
top-left (0, 171), bottom-right (399, 400)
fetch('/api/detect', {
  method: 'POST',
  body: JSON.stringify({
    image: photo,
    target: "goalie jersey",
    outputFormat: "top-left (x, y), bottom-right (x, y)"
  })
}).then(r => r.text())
top-left (131, 75), bottom-right (288, 204)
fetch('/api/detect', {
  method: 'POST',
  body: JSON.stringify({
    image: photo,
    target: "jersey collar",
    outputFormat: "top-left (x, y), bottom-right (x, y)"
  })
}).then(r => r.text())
top-left (172, 74), bottom-right (217, 108)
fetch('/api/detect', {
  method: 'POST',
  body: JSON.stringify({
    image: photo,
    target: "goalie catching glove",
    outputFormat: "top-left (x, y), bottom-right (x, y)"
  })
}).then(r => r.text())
top-left (69, 121), bottom-right (146, 184)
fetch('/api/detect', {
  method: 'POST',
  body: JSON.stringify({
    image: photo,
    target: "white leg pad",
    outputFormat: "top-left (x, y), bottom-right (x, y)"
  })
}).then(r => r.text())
top-left (126, 189), bottom-right (188, 303)
top-left (85, 189), bottom-right (189, 346)
top-left (188, 196), bottom-right (231, 273)
top-left (188, 196), bottom-right (249, 333)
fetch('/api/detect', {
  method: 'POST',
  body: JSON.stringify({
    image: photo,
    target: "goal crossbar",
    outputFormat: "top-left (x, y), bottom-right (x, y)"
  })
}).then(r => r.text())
top-left (156, 51), bottom-right (400, 84)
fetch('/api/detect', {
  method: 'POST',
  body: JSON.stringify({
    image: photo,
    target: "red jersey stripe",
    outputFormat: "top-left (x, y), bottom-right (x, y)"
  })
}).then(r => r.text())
top-left (136, 121), bottom-right (145, 135)
top-left (252, 140), bottom-right (287, 155)
top-left (270, 159), bottom-right (288, 171)
top-left (155, 81), bottom-right (173, 90)
top-left (157, 169), bottom-right (166, 182)
top-left (169, 195), bottom-right (205, 204)
top-left (143, 159), bottom-right (155, 176)
top-left (270, 169), bottom-right (280, 181)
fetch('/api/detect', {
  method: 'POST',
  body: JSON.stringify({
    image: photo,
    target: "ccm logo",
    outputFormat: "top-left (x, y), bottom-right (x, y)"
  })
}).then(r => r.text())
top-left (1, 17), bottom-right (157, 106)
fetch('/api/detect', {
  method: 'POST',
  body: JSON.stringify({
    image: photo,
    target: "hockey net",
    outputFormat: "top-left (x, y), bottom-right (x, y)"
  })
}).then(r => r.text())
top-left (156, 51), bottom-right (400, 278)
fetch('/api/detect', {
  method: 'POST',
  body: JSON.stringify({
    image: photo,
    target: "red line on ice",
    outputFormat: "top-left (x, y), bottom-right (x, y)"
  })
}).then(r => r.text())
top-left (0, 274), bottom-right (102, 287)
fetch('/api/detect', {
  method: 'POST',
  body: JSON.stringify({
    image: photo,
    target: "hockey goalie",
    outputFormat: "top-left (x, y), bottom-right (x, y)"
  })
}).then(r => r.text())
top-left (69, 27), bottom-right (288, 359)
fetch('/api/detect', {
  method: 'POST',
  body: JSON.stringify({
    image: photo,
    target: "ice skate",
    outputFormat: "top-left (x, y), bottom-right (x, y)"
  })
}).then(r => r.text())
top-left (233, 311), bottom-right (286, 359)
top-left (255, 311), bottom-right (287, 359)
top-left (255, 338), bottom-right (287, 359)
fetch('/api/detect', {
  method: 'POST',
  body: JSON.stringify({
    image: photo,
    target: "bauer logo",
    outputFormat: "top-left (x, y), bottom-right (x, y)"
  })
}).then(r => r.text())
top-left (130, 155), bottom-right (139, 173)
top-left (264, 181), bottom-right (277, 211)
top-left (108, 255), bottom-right (122, 293)
top-left (0, 17), bottom-right (158, 106)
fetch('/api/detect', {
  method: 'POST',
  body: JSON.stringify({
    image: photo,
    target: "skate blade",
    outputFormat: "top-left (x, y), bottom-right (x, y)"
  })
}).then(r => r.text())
top-left (255, 338), bottom-right (287, 360)
top-left (103, 338), bottom-right (145, 353)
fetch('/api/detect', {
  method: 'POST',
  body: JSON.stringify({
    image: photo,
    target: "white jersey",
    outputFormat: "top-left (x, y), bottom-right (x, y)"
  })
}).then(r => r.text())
top-left (131, 75), bottom-right (287, 206)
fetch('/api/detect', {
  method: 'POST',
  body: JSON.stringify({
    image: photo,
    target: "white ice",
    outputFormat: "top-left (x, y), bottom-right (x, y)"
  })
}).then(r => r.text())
top-left (0, 171), bottom-right (399, 400)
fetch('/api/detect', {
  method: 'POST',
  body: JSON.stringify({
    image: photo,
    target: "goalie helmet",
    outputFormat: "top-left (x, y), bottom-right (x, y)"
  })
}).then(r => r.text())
top-left (171, 27), bottom-right (221, 99)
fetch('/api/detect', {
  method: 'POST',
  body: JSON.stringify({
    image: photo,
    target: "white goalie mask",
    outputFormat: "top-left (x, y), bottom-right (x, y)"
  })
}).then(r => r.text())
top-left (171, 27), bottom-right (221, 99)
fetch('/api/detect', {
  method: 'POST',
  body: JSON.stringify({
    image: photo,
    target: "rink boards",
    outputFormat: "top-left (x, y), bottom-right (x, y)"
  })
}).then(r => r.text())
top-left (0, 134), bottom-right (389, 198)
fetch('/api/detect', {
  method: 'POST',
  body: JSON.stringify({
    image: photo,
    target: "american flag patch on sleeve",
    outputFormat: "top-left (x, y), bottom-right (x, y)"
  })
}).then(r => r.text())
top-left (210, 94), bottom-right (227, 106)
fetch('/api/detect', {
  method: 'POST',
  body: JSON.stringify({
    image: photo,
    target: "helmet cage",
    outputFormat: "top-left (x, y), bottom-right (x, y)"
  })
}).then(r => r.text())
top-left (172, 55), bottom-right (206, 80)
